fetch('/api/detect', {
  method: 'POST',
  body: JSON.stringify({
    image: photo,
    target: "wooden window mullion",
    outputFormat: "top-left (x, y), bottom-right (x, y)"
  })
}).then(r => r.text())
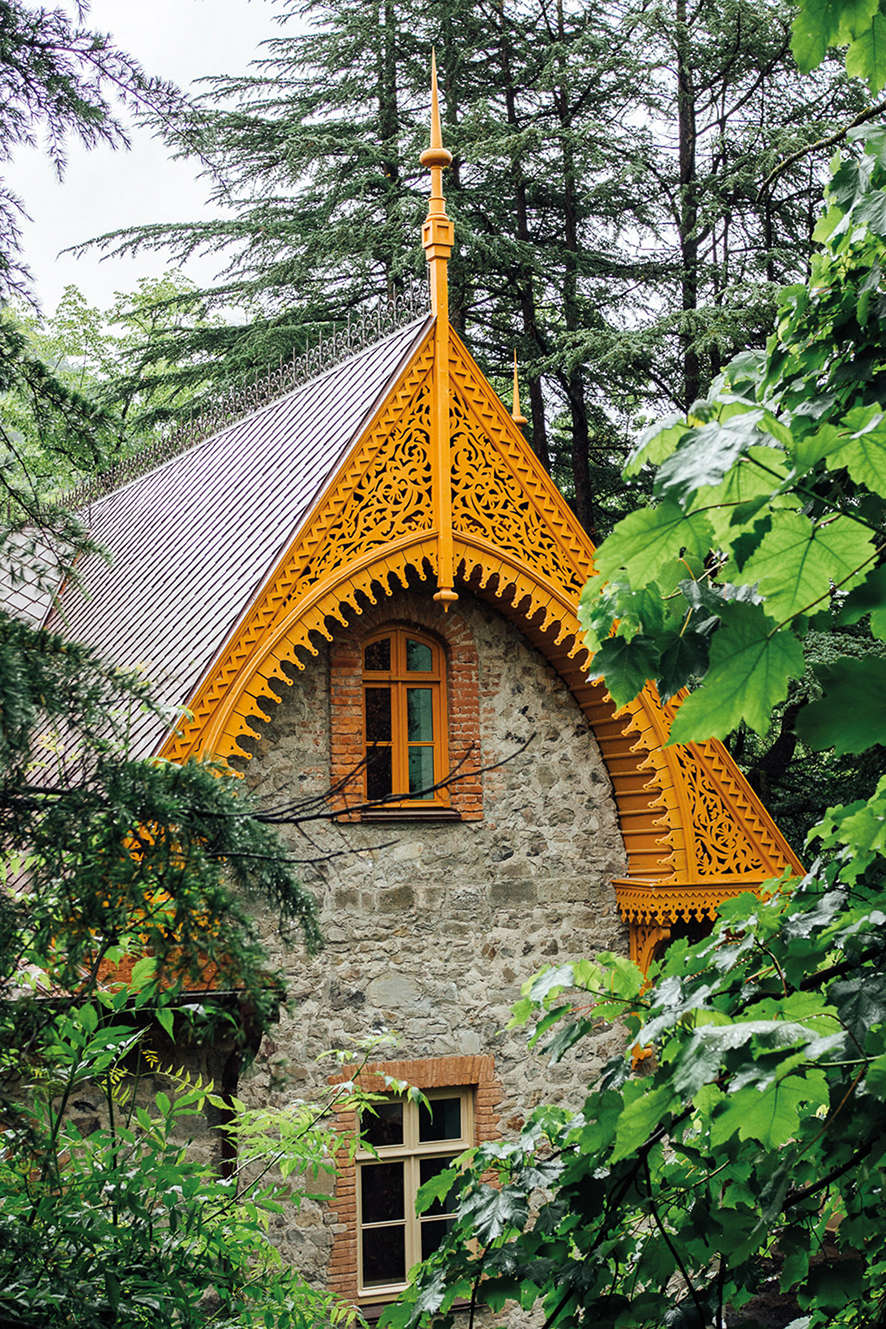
top-left (362, 627), bottom-right (447, 806)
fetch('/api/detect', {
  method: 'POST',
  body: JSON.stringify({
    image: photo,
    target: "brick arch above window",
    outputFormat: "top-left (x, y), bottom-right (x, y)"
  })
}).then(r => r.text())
top-left (329, 594), bottom-right (482, 820)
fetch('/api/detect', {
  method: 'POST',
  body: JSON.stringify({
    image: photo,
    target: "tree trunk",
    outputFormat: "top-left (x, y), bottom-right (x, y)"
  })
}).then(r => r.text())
top-left (378, 0), bottom-right (400, 296)
top-left (675, 0), bottom-right (700, 410)
top-left (498, 0), bottom-right (550, 469)
top-left (555, 0), bottom-right (594, 531)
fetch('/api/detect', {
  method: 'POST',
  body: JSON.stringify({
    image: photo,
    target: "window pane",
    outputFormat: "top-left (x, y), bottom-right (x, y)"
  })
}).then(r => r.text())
top-left (420, 1217), bottom-right (455, 1260)
top-left (361, 1161), bottom-right (404, 1224)
top-left (406, 639), bottom-right (434, 672)
top-left (407, 688), bottom-right (434, 741)
top-left (366, 746), bottom-right (392, 800)
top-left (365, 688), bottom-right (392, 741)
top-left (362, 1225), bottom-right (406, 1287)
top-left (419, 1097), bottom-right (462, 1142)
top-left (408, 745), bottom-right (434, 799)
top-left (362, 1100), bottom-right (404, 1148)
top-left (364, 638), bottom-right (391, 671)
top-left (419, 1155), bottom-right (459, 1215)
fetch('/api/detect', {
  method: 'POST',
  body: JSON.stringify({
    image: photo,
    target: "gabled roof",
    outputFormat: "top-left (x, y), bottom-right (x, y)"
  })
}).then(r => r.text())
top-left (43, 316), bottom-right (431, 759)
top-left (0, 532), bottom-right (67, 627)
top-left (151, 313), bottom-right (802, 924)
top-left (27, 76), bottom-right (803, 968)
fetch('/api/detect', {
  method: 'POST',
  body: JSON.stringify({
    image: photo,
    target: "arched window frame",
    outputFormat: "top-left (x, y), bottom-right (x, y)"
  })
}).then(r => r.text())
top-left (362, 626), bottom-right (449, 808)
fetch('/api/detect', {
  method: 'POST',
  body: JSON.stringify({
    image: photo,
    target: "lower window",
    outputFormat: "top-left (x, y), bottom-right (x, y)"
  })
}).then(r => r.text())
top-left (356, 1088), bottom-right (472, 1295)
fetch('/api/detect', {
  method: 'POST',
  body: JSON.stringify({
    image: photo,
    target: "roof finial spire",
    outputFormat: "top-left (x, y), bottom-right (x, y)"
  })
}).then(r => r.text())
top-left (421, 54), bottom-right (458, 610)
top-left (428, 49), bottom-right (447, 159)
top-left (511, 350), bottom-right (528, 427)
top-left (420, 51), bottom-right (454, 318)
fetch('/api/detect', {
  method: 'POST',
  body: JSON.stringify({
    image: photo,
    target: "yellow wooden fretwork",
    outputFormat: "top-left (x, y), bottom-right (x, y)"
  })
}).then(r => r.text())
top-left (154, 63), bottom-right (803, 969)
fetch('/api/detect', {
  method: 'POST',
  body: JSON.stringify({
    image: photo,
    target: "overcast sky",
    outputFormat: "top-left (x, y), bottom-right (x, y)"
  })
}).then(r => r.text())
top-left (6, 0), bottom-right (286, 314)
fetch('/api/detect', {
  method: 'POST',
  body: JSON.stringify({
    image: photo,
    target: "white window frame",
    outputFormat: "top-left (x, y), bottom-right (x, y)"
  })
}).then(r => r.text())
top-left (355, 1087), bottom-right (473, 1298)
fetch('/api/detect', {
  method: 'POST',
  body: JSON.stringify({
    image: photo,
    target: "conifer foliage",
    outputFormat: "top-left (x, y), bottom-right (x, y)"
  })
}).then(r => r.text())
top-left (382, 32), bottom-right (886, 1329)
top-left (92, 0), bottom-right (862, 538)
top-left (0, 9), bottom-right (351, 1325)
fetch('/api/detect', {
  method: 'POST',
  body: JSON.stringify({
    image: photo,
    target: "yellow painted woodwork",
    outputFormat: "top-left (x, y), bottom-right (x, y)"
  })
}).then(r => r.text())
top-left (628, 921), bottom-right (673, 974)
top-left (511, 351), bottom-right (528, 427)
top-left (155, 319), bottom-right (802, 954)
top-left (421, 53), bottom-right (457, 608)
top-left (153, 85), bottom-right (803, 966)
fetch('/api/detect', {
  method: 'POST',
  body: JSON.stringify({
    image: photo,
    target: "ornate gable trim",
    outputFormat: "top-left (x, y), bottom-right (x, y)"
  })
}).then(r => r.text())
top-left (158, 327), bottom-right (438, 763)
top-left (156, 320), bottom-right (802, 941)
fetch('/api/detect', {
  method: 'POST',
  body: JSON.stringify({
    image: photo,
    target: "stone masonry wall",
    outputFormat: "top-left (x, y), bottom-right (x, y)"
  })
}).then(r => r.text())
top-left (229, 585), bottom-right (629, 1293)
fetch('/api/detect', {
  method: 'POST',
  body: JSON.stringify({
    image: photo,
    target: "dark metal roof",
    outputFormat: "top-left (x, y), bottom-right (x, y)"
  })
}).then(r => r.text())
top-left (61, 289), bottom-right (430, 513)
top-left (0, 532), bottom-right (70, 627)
top-left (43, 316), bottom-right (431, 760)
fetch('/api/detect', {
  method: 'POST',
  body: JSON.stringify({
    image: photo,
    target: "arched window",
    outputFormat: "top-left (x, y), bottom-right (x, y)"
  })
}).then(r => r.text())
top-left (362, 627), bottom-right (448, 805)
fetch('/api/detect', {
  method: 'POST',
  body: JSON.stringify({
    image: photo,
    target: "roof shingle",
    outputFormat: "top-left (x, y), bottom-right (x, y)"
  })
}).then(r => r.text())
top-left (43, 316), bottom-right (431, 759)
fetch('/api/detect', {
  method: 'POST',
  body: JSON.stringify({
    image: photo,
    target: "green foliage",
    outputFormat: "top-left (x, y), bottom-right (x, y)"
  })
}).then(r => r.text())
top-left (380, 52), bottom-right (886, 1329)
top-left (0, 1), bottom-right (186, 301)
top-left (0, 592), bottom-right (321, 1011)
top-left (580, 127), bottom-right (886, 752)
top-left (0, 2), bottom-right (198, 502)
top-left (0, 277), bottom-right (223, 496)
top-left (792, 0), bottom-right (886, 88)
top-left (0, 12), bottom-right (353, 1326)
top-left (0, 505), bottom-right (335, 1324)
top-left (723, 626), bottom-right (886, 847)
top-left (382, 854), bottom-right (886, 1328)
top-left (84, 0), bottom-right (862, 532)
top-left (0, 991), bottom-right (364, 1328)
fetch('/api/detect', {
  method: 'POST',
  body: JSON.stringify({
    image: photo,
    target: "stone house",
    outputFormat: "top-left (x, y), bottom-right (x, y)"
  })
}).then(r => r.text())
top-left (39, 83), bottom-right (801, 1317)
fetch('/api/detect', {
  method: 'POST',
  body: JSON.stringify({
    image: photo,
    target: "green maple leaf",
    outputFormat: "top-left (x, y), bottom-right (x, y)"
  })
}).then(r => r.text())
top-left (416, 1167), bottom-right (459, 1215)
top-left (846, 11), bottom-right (886, 90)
top-left (799, 1261), bottom-right (865, 1312)
top-left (711, 1070), bottom-right (828, 1149)
top-left (668, 602), bottom-right (805, 742)
top-left (655, 412), bottom-right (765, 507)
top-left (458, 1181), bottom-right (529, 1241)
top-left (865, 1051), bottom-right (886, 1097)
top-left (589, 635), bottom-right (661, 709)
top-left (796, 655), bottom-right (886, 753)
top-left (839, 563), bottom-right (886, 639)
top-left (624, 415), bottom-right (689, 478)
top-left (692, 446), bottom-right (792, 548)
top-left (789, 422), bottom-right (853, 474)
top-left (656, 629), bottom-right (711, 702)
top-left (611, 1084), bottom-right (679, 1163)
top-left (792, 0), bottom-right (877, 70)
top-left (593, 503), bottom-right (714, 588)
top-left (828, 412), bottom-right (886, 494)
top-left (737, 512), bottom-right (874, 621)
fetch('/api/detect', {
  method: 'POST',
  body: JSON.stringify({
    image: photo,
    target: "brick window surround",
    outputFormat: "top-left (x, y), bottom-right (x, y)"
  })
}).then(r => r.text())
top-left (329, 595), bottom-right (483, 820)
top-left (327, 1055), bottom-right (501, 1310)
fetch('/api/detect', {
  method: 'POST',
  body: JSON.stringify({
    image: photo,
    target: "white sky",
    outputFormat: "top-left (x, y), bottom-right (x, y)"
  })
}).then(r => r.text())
top-left (5, 0), bottom-right (285, 315)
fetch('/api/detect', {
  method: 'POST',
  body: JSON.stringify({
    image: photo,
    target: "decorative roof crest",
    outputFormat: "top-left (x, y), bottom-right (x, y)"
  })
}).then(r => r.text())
top-left (60, 288), bottom-right (429, 514)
